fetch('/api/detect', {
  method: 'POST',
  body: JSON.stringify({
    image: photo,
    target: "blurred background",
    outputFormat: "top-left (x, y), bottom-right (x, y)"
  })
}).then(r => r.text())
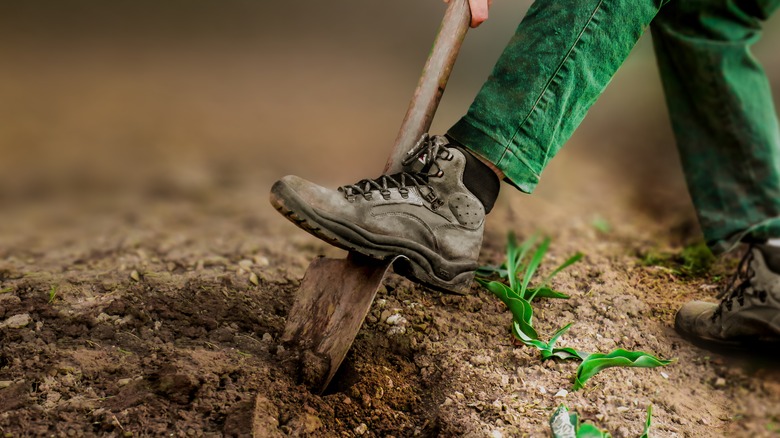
top-left (1, 0), bottom-right (779, 244)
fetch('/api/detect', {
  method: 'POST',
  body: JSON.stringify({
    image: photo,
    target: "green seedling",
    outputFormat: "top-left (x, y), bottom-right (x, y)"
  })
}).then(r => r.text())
top-left (550, 404), bottom-right (653, 438)
top-left (479, 233), bottom-right (673, 391)
top-left (641, 405), bottom-right (653, 438)
top-left (48, 285), bottom-right (58, 304)
top-left (573, 350), bottom-right (674, 391)
top-left (477, 232), bottom-right (582, 301)
top-left (591, 216), bottom-right (612, 234)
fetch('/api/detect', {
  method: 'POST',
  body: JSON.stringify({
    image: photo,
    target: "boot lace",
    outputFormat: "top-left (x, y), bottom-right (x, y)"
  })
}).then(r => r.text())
top-left (338, 134), bottom-right (453, 209)
top-left (712, 246), bottom-right (769, 320)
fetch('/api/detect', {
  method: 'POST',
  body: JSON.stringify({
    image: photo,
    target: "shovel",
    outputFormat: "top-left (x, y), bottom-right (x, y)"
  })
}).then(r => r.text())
top-left (280, 0), bottom-right (471, 394)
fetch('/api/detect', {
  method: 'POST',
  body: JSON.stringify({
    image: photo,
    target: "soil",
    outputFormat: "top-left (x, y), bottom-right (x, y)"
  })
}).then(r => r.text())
top-left (2, 2), bottom-right (780, 437)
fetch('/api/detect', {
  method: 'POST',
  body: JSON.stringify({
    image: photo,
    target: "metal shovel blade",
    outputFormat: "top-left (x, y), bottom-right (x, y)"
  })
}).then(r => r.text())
top-left (280, 254), bottom-right (398, 393)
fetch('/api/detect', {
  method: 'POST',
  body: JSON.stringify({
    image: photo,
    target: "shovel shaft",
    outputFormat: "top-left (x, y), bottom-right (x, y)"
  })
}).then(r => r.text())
top-left (384, 0), bottom-right (471, 174)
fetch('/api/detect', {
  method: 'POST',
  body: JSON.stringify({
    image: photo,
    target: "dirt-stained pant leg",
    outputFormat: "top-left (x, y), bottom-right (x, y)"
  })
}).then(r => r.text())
top-left (651, 0), bottom-right (780, 254)
top-left (447, 0), bottom-right (668, 193)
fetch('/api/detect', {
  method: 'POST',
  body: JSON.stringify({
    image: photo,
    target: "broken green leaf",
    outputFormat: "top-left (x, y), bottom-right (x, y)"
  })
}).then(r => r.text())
top-left (573, 349), bottom-right (674, 391)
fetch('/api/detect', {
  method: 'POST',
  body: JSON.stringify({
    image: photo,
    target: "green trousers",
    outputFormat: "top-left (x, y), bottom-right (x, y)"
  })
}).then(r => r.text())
top-left (448, 0), bottom-right (780, 254)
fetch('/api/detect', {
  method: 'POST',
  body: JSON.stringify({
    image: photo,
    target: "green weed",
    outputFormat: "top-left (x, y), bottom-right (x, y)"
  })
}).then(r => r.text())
top-left (0, 287), bottom-right (12, 294)
top-left (48, 285), bottom-right (59, 304)
top-left (591, 216), bottom-right (612, 234)
top-left (477, 233), bottom-right (672, 391)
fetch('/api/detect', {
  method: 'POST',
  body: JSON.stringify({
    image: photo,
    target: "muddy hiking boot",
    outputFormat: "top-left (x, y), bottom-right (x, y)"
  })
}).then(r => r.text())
top-left (270, 134), bottom-right (493, 294)
top-left (675, 244), bottom-right (780, 349)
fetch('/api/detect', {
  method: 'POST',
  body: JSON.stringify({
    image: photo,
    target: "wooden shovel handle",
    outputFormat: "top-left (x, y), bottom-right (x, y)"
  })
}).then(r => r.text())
top-left (383, 0), bottom-right (471, 174)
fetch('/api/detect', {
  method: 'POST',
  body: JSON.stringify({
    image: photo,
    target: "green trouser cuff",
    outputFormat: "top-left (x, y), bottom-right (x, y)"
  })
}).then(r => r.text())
top-left (447, 118), bottom-right (540, 194)
top-left (711, 217), bottom-right (780, 255)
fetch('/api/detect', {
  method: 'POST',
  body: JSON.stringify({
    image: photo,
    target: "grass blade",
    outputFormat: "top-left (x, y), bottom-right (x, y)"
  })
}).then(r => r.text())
top-left (522, 237), bottom-right (551, 300)
top-left (526, 286), bottom-right (570, 300)
top-left (640, 405), bottom-right (653, 438)
top-left (540, 252), bottom-right (584, 288)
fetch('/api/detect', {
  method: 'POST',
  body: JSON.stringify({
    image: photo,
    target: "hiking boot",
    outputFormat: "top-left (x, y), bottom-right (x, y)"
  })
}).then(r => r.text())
top-left (675, 244), bottom-right (780, 348)
top-left (269, 134), bottom-right (487, 294)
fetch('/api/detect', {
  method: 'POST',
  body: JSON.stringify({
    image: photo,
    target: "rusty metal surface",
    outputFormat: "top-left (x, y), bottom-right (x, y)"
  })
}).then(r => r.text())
top-left (281, 255), bottom-right (397, 393)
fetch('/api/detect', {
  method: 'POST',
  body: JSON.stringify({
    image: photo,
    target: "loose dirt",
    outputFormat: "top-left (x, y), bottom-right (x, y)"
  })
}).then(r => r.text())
top-left (2, 2), bottom-right (780, 436)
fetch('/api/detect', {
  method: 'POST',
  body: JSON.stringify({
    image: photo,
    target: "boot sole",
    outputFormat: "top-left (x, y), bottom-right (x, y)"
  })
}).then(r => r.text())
top-left (674, 318), bottom-right (780, 355)
top-left (269, 180), bottom-right (475, 295)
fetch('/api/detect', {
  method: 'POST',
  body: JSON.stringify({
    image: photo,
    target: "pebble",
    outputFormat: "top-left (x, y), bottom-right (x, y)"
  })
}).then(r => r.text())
top-left (262, 333), bottom-right (273, 342)
top-left (714, 377), bottom-right (727, 388)
top-left (490, 430), bottom-right (503, 438)
top-left (380, 310), bottom-right (392, 323)
top-left (129, 270), bottom-right (141, 282)
top-left (249, 272), bottom-right (260, 286)
top-left (386, 314), bottom-right (407, 326)
top-left (616, 406), bottom-right (630, 413)
top-left (238, 259), bottom-right (253, 270)
top-left (276, 345), bottom-right (286, 355)
top-left (117, 378), bottom-right (133, 387)
top-left (554, 389), bottom-right (568, 398)
top-left (253, 255), bottom-right (270, 267)
top-left (661, 372), bottom-right (669, 379)
top-left (354, 423), bottom-right (368, 435)
top-left (1, 313), bottom-right (31, 329)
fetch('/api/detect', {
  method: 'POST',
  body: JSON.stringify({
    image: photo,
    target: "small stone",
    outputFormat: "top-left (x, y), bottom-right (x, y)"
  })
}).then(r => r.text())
top-left (118, 378), bottom-right (133, 387)
top-left (289, 413), bottom-right (322, 434)
top-left (386, 314), bottom-right (407, 326)
top-left (129, 270), bottom-right (141, 282)
top-left (617, 406), bottom-right (630, 413)
top-left (238, 259), bottom-right (253, 270)
top-left (249, 272), bottom-right (259, 286)
top-left (490, 430), bottom-right (503, 438)
top-left (343, 397), bottom-right (352, 405)
top-left (262, 333), bottom-right (273, 343)
top-left (661, 372), bottom-right (669, 379)
top-left (276, 345), bottom-right (286, 355)
top-left (714, 377), bottom-right (727, 388)
top-left (354, 423), bottom-right (368, 435)
top-left (1, 313), bottom-right (31, 329)
top-left (253, 256), bottom-right (270, 267)
top-left (554, 389), bottom-right (568, 398)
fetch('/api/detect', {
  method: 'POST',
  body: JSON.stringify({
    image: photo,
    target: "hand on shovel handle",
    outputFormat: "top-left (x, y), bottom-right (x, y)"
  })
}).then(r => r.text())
top-left (445, 0), bottom-right (492, 27)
